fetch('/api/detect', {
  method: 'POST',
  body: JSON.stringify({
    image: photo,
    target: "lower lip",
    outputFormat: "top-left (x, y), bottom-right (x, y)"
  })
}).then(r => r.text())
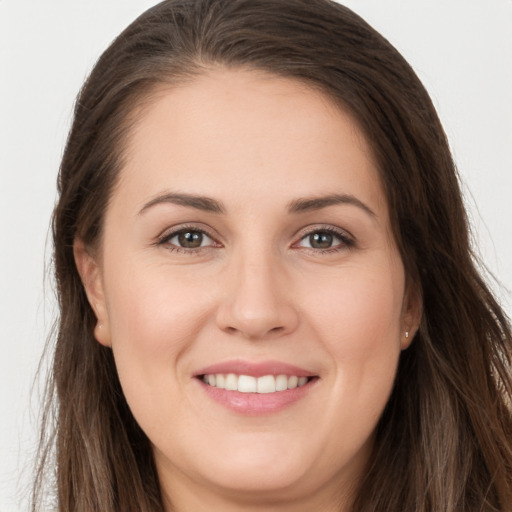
top-left (197, 378), bottom-right (317, 415)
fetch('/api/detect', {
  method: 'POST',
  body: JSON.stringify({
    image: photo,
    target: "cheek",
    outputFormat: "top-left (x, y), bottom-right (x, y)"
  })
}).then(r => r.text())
top-left (329, 282), bottom-right (402, 358)
top-left (102, 256), bottom-right (214, 392)
top-left (102, 258), bottom-right (219, 442)
top-left (302, 260), bottom-right (404, 403)
top-left (299, 265), bottom-right (404, 465)
top-left (309, 257), bottom-right (404, 348)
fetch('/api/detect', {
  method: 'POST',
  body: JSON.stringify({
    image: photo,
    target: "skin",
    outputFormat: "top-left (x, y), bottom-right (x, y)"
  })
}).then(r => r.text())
top-left (75, 68), bottom-right (420, 512)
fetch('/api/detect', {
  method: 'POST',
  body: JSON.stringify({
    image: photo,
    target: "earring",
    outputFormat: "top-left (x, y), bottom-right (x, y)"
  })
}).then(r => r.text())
top-left (405, 331), bottom-right (409, 339)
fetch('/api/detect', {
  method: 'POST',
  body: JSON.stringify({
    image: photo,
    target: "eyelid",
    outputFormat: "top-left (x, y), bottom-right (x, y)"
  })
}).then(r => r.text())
top-left (292, 224), bottom-right (355, 250)
top-left (156, 223), bottom-right (222, 249)
top-left (154, 222), bottom-right (354, 253)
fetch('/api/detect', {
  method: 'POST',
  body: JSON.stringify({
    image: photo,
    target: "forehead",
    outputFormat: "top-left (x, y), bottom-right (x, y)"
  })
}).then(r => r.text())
top-left (115, 68), bottom-right (387, 217)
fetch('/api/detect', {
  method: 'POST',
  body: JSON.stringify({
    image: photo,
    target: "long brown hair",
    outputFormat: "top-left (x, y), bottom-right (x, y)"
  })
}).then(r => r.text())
top-left (34, 0), bottom-right (512, 510)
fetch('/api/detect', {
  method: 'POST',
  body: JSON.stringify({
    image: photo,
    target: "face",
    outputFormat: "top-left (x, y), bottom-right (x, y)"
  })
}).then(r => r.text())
top-left (76, 69), bottom-right (419, 510)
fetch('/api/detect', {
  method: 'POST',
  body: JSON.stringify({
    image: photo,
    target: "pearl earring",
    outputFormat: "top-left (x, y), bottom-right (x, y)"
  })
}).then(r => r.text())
top-left (405, 331), bottom-right (409, 339)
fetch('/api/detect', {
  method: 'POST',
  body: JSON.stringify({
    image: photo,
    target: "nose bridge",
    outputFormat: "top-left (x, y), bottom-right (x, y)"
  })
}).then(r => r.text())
top-left (216, 242), bottom-right (298, 339)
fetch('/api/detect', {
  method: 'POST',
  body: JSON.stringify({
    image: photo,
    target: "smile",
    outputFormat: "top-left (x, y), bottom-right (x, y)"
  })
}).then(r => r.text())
top-left (201, 373), bottom-right (310, 393)
top-left (195, 360), bottom-right (318, 414)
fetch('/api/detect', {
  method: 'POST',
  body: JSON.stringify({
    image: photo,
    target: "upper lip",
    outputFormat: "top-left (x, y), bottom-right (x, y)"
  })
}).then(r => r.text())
top-left (194, 359), bottom-right (315, 378)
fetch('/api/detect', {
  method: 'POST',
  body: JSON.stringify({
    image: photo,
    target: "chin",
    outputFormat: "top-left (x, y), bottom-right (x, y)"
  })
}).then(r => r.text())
top-left (188, 431), bottom-right (342, 500)
top-left (211, 454), bottom-right (307, 492)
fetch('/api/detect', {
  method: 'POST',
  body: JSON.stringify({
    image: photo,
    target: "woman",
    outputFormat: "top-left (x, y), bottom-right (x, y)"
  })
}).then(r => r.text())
top-left (33, 0), bottom-right (512, 510)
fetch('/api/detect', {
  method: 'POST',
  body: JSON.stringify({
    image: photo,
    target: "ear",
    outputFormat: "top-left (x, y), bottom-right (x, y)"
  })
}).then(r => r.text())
top-left (73, 238), bottom-right (111, 347)
top-left (400, 283), bottom-right (422, 350)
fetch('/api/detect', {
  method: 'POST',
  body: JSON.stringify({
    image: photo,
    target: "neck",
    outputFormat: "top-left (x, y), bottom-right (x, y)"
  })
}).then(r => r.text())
top-left (162, 483), bottom-right (353, 512)
top-left (157, 456), bottom-right (361, 512)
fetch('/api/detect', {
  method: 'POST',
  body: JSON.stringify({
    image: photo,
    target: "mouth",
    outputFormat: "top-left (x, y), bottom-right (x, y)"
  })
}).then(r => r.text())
top-left (199, 373), bottom-right (313, 393)
top-left (194, 360), bottom-right (318, 414)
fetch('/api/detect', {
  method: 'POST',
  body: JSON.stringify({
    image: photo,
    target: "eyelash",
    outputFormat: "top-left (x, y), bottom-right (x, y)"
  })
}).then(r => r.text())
top-left (156, 224), bottom-right (220, 254)
top-left (156, 224), bottom-right (355, 254)
top-left (294, 226), bottom-right (355, 254)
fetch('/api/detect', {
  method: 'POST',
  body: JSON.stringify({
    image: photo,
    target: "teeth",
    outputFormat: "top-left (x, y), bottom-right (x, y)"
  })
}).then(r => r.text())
top-left (288, 375), bottom-right (298, 389)
top-left (238, 375), bottom-right (257, 393)
top-left (201, 373), bottom-right (311, 393)
top-left (225, 373), bottom-right (238, 391)
top-left (275, 374), bottom-right (288, 391)
top-left (257, 375), bottom-right (275, 394)
top-left (216, 374), bottom-right (225, 388)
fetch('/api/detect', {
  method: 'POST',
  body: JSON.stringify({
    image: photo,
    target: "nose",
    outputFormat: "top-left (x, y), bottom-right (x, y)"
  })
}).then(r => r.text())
top-left (215, 251), bottom-right (299, 340)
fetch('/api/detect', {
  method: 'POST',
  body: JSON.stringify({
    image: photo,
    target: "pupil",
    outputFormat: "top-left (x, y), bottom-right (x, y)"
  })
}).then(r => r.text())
top-left (310, 232), bottom-right (333, 249)
top-left (178, 231), bottom-right (203, 248)
top-left (309, 233), bottom-right (332, 249)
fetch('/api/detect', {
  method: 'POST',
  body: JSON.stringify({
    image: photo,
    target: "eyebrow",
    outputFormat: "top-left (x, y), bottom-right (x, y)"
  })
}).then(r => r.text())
top-left (138, 191), bottom-right (376, 219)
top-left (138, 192), bottom-right (226, 215)
top-left (287, 194), bottom-right (376, 218)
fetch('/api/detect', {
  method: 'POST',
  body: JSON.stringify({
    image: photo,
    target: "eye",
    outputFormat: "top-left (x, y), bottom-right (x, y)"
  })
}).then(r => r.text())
top-left (160, 228), bottom-right (216, 250)
top-left (295, 228), bottom-right (353, 251)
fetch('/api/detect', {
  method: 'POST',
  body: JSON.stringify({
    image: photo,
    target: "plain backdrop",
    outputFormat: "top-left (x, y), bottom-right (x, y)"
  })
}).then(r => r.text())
top-left (1, 1), bottom-right (511, 510)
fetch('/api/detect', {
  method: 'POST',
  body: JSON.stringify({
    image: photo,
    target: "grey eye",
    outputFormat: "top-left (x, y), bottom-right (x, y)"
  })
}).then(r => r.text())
top-left (298, 230), bottom-right (343, 250)
top-left (308, 232), bottom-right (335, 249)
top-left (169, 230), bottom-right (213, 249)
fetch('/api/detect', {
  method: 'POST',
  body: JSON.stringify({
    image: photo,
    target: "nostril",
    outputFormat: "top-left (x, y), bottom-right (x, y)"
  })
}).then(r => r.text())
top-left (215, 293), bottom-right (299, 339)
